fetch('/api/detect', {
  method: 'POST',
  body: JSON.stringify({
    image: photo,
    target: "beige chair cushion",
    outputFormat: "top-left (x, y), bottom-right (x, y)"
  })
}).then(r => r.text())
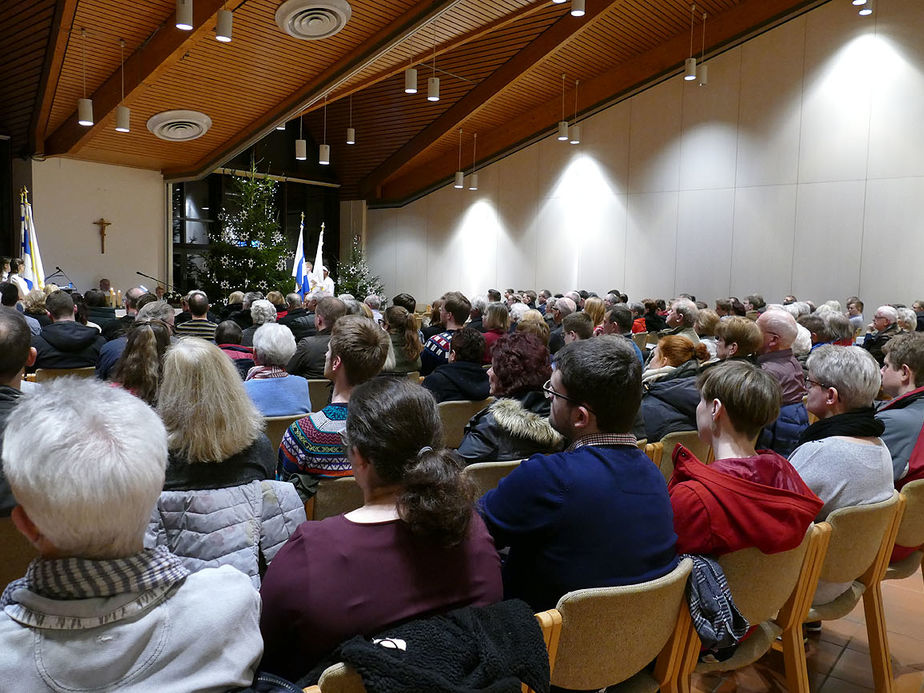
top-left (313, 477), bottom-right (364, 521)
top-left (264, 414), bottom-right (304, 451)
top-left (818, 493), bottom-right (900, 583)
top-left (895, 479), bottom-right (924, 549)
top-left (437, 397), bottom-right (493, 449)
top-left (885, 550), bottom-right (923, 580)
top-left (806, 581), bottom-right (867, 621)
top-left (463, 460), bottom-right (520, 497)
top-left (695, 621), bottom-right (782, 673)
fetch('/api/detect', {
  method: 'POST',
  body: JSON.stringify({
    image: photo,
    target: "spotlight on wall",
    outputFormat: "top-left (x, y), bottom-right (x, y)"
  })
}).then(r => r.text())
top-left (216, 9), bottom-right (233, 42)
top-left (176, 0), bottom-right (193, 30)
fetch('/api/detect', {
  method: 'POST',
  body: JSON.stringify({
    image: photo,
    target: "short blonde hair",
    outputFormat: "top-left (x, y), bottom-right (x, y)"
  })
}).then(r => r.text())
top-left (158, 338), bottom-right (263, 462)
top-left (23, 289), bottom-right (46, 313)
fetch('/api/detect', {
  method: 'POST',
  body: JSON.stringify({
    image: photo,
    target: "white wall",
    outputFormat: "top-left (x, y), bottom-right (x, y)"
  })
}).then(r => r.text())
top-left (367, 0), bottom-right (924, 314)
top-left (28, 158), bottom-right (166, 295)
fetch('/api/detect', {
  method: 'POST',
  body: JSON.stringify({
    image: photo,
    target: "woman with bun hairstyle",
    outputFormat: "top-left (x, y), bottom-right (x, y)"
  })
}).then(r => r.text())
top-left (641, 335), bottom-right (710, 441)
top-left (382, 305), bottom-right (422, 374)
top-left (258, 378), bottom-right (502, 680)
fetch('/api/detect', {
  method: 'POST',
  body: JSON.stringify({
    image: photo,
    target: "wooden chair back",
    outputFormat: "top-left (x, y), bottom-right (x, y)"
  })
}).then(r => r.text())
top-left (264, 414), bottom-right (304, 451)
top-left (307, 379), bottom-right (332, 411)
top-left (311, 476), bottom-right (364, 521)
top-left (550, 558), bottom-right (693, 691)
top-left (33, 366), bottom-right (96, 382)
top-left (632, 332), bottom-right (648, 349)
top-left (404, 370), bottom-right (420, 383)
top-left (894, 479), bottom-right (924, 551)
top-left (658, 431), bottom-right (712, 481)
top-left (643, 442), bottom-right (663, 469)
top-left (437, 397), bottom-right (493, 449)
top-left (463, 460), bottom-right (520, 497)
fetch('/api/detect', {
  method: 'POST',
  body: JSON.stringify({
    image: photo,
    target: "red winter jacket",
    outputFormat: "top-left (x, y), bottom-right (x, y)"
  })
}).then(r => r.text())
top-left (668, 445), bottom-right (823, 556)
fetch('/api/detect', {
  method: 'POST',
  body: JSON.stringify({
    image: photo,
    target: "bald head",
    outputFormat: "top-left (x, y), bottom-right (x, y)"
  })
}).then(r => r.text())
top-left (757, 309), bottom-right (798, 353)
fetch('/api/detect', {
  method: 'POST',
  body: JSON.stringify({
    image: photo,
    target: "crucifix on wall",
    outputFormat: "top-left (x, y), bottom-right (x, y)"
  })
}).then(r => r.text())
top-left (94, 218), bottom-right (112, 253)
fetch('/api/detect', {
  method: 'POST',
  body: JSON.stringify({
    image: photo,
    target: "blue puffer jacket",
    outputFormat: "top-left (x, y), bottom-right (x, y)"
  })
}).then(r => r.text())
top-left (758, 401), bottom-right (809, 458)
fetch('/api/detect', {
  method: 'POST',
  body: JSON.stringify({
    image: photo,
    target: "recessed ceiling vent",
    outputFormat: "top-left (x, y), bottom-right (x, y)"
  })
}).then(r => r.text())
top-left (275, 0), bottom-right (352, 40)
top-left (146, 110), bottom-right (212, 141)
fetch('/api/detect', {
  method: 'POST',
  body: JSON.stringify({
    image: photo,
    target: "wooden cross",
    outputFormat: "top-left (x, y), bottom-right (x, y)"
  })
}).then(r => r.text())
top-left (94, 218), bottom-right (112, 253)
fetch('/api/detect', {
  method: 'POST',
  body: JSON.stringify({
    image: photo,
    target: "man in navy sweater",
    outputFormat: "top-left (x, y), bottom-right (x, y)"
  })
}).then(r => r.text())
top-left (478, 336), bottom-right (678, 611)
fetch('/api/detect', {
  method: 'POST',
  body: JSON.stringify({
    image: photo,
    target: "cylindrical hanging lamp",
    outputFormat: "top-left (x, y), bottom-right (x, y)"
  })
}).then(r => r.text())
top-left (557, 121), bottom-right (569, 141)
top-left (428, 77), bottom-right (440, 102)
top-left (571, 0), bottom-right (585, 17)
top-left (216, 10), bottom-right (232, 42)
top-left (859, 0), bottom-right (873, 15)
top-left (78, 98), bottom-right (94, 126)
top-left (346, 127), bottom-right (355, 145)
top-left (404, 68), bottom-right (418, 94)
top-left (319, 144), bottom-right (330, 165)
top-left (295, 139), bottom-right (307, 160)
top-left (569, 124), bottom-right (581, 145)
top-left (468, 173), bottom-right (479, 191)
top-left (176, 0), bottom-right (193, 30)
top-left (115, 105), bottom-right (130, 132)
top-left (684, 58), bottom-right (697, 80)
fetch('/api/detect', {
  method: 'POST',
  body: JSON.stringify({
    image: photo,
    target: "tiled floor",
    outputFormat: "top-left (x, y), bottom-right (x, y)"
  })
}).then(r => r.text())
top-left (691, 567), bottom-right (924, 692)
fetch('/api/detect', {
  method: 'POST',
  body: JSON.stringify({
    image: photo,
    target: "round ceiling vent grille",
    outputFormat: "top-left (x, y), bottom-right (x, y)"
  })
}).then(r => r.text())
top-left (275, 0), bottom-right (352, 40)
top-left (146, 110), bottom-right (212, 141)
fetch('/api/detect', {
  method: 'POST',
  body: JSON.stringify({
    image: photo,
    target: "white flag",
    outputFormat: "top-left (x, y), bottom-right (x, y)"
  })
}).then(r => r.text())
top-left (20, 189), bottom-right (45, 292)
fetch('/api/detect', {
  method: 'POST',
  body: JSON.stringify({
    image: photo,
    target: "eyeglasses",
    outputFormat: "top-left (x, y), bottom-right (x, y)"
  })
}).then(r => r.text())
top-left (542, 378), bottom-right (594, 414)
top-left (804, 376), bottom-right (830, 390)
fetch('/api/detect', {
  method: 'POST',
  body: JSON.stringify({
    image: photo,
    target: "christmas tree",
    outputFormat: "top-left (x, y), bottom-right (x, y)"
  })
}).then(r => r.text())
top-left (336, 238), bottom-right (384, 300)
top-left (203, 162), bottom-right (291, 298)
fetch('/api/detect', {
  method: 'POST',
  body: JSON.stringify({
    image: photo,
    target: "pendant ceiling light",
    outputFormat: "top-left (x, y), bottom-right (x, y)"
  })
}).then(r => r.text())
top-left (557, 73), bottom-right (568, 140)
top-left (404, 66), bottom-right (418, 93)
top-left (319, 95), bottom-right (330, 165)
top-left (569, 80), bottom-right (581, 144)
top-left (697, 11), bottom-right (708, 86)
top-left (276, 123), bottom-right (287, 131)
top-left (295, 116), bottom-right (307, 160)
top-left (858, 0), bottom-right (873, 15)
top-left (346, 93), bottom-right (355, 144)
top-left (176, 0), bottom-right (193, 31)
top-left (454, 128), bottom-right (464, 189)
top-left (428, 28), bottom-right (439, 102)
top-left (216, 9), bottom-right (233, 42)
top-left (77, 29), bottom-right (93, 127)
top-left (571, 0), bottom-right (585, 18)
top-left (684, 4), bottom-right (697, 81)
top-left (115, 39), bottom-right (130, 132)
top-left (468, 133), bottom-right (478, 190)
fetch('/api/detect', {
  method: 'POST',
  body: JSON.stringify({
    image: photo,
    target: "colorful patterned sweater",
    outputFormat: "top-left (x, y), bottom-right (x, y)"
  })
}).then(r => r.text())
top-left (277, 403), bottom-right (349, 498)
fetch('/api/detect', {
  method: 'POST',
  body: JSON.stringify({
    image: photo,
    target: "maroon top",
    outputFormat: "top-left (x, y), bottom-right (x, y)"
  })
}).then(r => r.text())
top-left (258, 512), bottom-right (503, 680)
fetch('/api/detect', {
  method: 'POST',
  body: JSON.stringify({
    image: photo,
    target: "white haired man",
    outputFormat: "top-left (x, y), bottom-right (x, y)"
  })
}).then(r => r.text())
top-left (862, 305), bottom-right (900, 366)
top-left (364, 294), bottom-right (383, 324)
top-left (0, 378), bottom-right (262, 689)
top-left (548, 296), bottom-right (576, 355)
top-left (661, 298), bottom-right (700, 345)
top-left (755, 309), bottom-right (809, 456)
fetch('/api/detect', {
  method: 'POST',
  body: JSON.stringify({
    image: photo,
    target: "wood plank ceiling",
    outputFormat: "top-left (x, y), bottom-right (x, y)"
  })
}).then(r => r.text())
top-left (3, 0), bottom-right (827, 205)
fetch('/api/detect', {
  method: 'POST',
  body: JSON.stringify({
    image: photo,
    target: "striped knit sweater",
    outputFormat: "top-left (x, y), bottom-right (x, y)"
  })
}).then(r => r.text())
top-left (278, 403), bottom-right (349, 481)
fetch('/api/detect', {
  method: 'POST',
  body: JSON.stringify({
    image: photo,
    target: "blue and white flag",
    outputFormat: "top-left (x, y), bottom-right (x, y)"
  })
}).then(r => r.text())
top-left (20, 188), bottom-right (45, 291)
top-left (291, 212), bottom-right (311, 296)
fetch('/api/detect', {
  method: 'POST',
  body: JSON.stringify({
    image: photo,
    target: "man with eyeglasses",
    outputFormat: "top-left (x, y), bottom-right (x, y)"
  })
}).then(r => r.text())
top-left (477, 336), bottom-right (678, 612)
top-left (861, 305), bottom-right (900, 367)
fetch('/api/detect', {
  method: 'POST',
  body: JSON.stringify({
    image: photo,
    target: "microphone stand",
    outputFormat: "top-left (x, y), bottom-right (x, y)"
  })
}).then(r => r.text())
top-left (136, 271), bottom-right (176, 293)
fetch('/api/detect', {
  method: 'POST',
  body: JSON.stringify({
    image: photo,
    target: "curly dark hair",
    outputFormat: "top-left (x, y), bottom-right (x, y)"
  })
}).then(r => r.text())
top-left (490, 331), bottom-right (551, 397)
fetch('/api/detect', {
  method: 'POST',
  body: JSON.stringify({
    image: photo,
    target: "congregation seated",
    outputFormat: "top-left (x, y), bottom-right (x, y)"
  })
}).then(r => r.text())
top-left (755, 309), bottom-right (809, 456)
top-left (30, 290), bottom-right (106, 370)
top-left (548, 296), bottom-right (576, 354)
top-left (876, 332), bottom-right (924, 486)
top-left (457, 332), bottom-right (562, 463)
top-left (21, 289), bottom-right (50, 329)
top-left (0, 378), bottom-right (262, 689)
top-left (1, 283), bottom-right (40, 336)
top-left (243, 323), bottom-right (311, 416)
top-left (583, 296), bottom-right (606, 336)
top-left (640, 335), bottom-right (709, 442)
top-left (96, 298), bottom-right (173, 380)
top-left (286, 296), bottom-right (348, 379)
top-left (216, 318), bottom-right (255, 378)
top-left (0, 309), bottom-right (34, 517)
top-left (174, 289), bottom-right (218, 340)
top-left (278, 316), bottom-right (389, 501)
top-left (111, 318), bottom-right (171, 406)
top-left (241, 298), bottom-right (277, 347)
top-left (695, 308), bottom-right (720, 359)
top-left (863, 305), bottom-right (900, 366)
top-left (482, 301), bottom-right (509, 362)
top-left (479, 336), bottom-right (677, 611)
top-left (422, 327), bottom-right (489, 403)
top-left (278, 292), bottom-right (316, 342)
top-left (381, 305), bottom-right (422, 374)
top-left (515, 308), bottom-right (551, 345)
top-left (147, 337), bottom-right (303, 586)
top-left (713, 315), bottom-right (763, 361)
top-left (84, 288), bottom-right (117, 333)
top-left (602, 304), bottom-right (645, 362)
top-left (668, 360), bottom-right (822, 556)
top-left (259, 377), bottom-right (502, 680)
top-left (661, 298), bottom-right (701, 344)
top-left (420, 291), bottom-right (471, 375)
top-left (788, 345), bottom-right (894, 604)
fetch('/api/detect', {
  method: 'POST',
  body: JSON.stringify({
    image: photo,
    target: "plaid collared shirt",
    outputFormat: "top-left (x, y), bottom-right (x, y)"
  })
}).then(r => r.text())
top-left (0, 546), bottom-right (188, 608)
top-left (566, 432), bottom-right (638, 452)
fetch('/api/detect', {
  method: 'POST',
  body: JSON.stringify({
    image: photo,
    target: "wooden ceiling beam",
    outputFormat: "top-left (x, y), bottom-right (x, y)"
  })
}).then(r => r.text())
top-left (358, 0), bottom-right (623, 199)
top-left (162, 0), bottom-right (472, 182)
top-left (28, 0), bottom-right (78, 152)
top-left (297, 1), bottom-right (553, 114)
top-left (42, 0), bottom-right (230, 156)
top-left (374, 0), bottom-right (824, 203)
